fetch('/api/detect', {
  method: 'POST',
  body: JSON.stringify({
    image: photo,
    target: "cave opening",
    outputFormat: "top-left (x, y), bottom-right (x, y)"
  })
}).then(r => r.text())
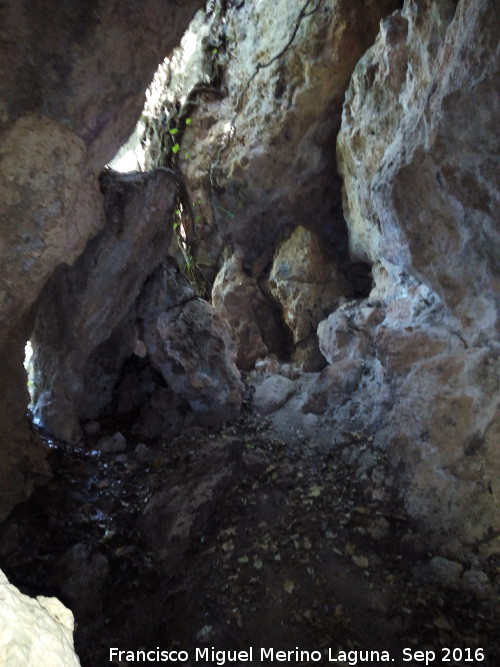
top-left (1, 0), bottom-right (499, 665)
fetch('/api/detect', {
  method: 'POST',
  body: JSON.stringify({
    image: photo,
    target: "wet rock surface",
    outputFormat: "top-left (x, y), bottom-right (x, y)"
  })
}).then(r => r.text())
top-left (0, 407), bottom-right (499, 667)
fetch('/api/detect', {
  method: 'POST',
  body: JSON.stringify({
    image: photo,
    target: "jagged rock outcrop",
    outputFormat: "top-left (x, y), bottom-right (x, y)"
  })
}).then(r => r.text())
top-left (0, 0), bottom-right (203, 519)
top-left (268, 226), bottom-right (351, 370)
top-left (337, 0), bottom-right (499, 340)
top-left (139, 0), bottom-right (401, 273)
top-left (30, 169), bottom-right (178, 443)
top-left (138, 261), bottom-right (243, 426)
top-left (212, 251), bottom-right (288, 370)
top-left (0, 568), bottom-right (80, 666)
top-left (238, 0), bottom-right (499, 553)
top-left (30, 176), bottom-right (242, 444)
top-left (331, 0), bottom-right (500, 550)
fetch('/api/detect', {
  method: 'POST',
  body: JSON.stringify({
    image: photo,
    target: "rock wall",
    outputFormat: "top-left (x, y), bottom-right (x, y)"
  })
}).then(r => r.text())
top-left (332, 0), bottom-right (500, 551)
top-left (0, 0), bottom-right (203, 520)
top-left (89, 0), bottom-right (499, 551)
top-left (140, 0), bottom-right (401, 274)
top-left (30, 174), bottom-right (243, 444)
top-left (337, 0), bottom-right (499, 340)
top-left (30, 169), bottom-right (179, 443)
top-left (0, 568), bottom-right (80, 666)
top-left (0, 0), bottom-right (497, 555)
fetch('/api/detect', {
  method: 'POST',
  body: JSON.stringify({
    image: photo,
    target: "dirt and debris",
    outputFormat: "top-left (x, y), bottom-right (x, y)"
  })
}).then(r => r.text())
top-left (0, 407), bottom-right (499, 667)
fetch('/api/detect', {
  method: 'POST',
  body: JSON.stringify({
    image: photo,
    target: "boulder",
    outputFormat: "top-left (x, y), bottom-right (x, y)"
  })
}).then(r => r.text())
top-left (0, 568), bottom-right (80, 666)
top-left (253, 375), bottom-right (296, 416)
top-left (140, 263), bottom-right (243, 425)
top-left (212, 252), bottom-right (288, 370)
top-left (317, 301), bottom-right (384, 364)
top-left (268, 226), bottom-right (351, 369)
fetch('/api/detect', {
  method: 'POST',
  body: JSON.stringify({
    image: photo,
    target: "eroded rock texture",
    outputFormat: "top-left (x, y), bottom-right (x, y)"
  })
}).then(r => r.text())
top-left (268, 226), bottom-right (351, 370)
top-left (332, 0), bottom-right (500, 550)
top-left (212, 251), bottom-right (289, 371)
top-left (0, 0), bottom-right (203, 519)
top-left (0, 568), bottom-right (80, 666)
top-left (30, 176), bottom-right (242, 444)
top-left (30, 169), bottom-right (178, 443)
top-left (140, 0), bottom-right (401, 277)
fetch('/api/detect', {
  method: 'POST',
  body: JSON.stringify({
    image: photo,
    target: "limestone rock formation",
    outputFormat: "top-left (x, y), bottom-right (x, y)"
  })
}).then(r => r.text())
top-left (253, 375), bottom-right (297, 416)
top-left (140, 0), bottom-right (401, 276)
top-left (331, 0), bottom-right (500, 549)
top-left (139, 262), bottom-right (243, 425)
top-left (0, 0), bottom-right (203, 519)
top-left (0, 0), bottom-right (203, 343)
top-left (212, 252), bottom-right (288, 370)
top-left (337, 0), bottom-right (499, 341)
top-left (30, 169), bottom-right (178, 443)
top-left (268, 226), bottom-right (351, 369)
top-left (30, 179), bottom-right (243, 444)
top-left (317, 301), bottom-right (384, 364)
top-left (0, 568), bottom-right (80, 666)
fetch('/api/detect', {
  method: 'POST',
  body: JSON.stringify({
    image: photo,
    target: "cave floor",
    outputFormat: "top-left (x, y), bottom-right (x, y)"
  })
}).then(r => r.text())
top-left (0, 411), bottom-right (499, 667)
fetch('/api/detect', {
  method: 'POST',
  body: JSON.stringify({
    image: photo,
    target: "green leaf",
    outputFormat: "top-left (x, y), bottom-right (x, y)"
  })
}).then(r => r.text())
top-left (172, 143), bottom-right (180, 154)
top-left (215, 205), bottom-right (235, 218)
top-left (169, 128), bottom-right (178, 135)
top-left (185, 118), bottom-right (192, 125)
top-left (212, 48), bottom-right (218, 55)
top-left (194, 215), bottom-right (201, 223)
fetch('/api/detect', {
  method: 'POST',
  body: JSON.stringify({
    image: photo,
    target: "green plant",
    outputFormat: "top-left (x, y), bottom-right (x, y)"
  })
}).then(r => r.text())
top-left (215, 205), bottom-right (235, 218)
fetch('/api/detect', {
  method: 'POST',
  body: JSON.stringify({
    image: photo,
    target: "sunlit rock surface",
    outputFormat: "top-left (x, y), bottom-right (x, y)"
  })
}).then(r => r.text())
top-left (331, 0), bottom-right (500, 549)
top-left (141, 0), bottom-right (400, 275)
top-left (0, 568), bottom-right (80, 666)
top-left (337, 0), bottom-right (499, 340)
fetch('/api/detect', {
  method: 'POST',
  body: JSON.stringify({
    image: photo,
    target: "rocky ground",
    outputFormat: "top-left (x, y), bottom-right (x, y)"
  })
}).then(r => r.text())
top-left (0, 395), bottom-right (499, 667)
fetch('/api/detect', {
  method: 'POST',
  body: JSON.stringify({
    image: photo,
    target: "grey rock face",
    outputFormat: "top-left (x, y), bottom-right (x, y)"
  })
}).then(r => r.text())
top-left (140, 0), bottom-right (401, 276)
top-left (268, 226), bottom-right (351, 370)
top-left (140, 263), bottom-right (243, 425)
top-left (253, 375), bottom-right (296, 416)
top-left (30, 178), bottom-right (243, 443)
top-left (0, 0), bottom-right (203, 520)
top-left (332, 0), bottom-right (500, 549)
top-left (30, 169), bottom-right (178, 443)
top-left (337, 0), bottom-right (499, 341)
